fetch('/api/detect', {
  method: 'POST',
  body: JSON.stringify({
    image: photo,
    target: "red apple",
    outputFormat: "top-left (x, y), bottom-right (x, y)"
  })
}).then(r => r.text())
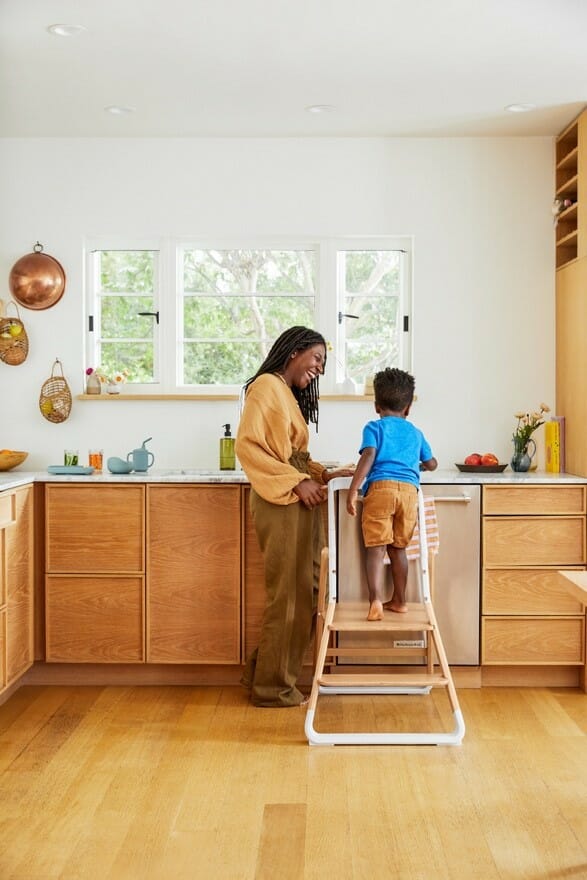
top-left (464, 453), bottom-right (482, 466)
top-left (481, 453), bottom-right (499, 466)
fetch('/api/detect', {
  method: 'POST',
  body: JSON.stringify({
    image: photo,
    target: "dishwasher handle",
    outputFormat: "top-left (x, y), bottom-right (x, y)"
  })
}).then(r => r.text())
top-left (429, 494), bottom-right (472, 503)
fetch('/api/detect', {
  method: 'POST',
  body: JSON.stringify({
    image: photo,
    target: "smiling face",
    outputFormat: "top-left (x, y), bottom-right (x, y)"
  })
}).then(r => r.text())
top-left (282, 343), bottom-right (326, 389)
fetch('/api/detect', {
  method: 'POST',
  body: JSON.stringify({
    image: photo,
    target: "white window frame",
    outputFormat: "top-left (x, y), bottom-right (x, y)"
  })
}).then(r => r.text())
top-left (85, 235), bottom-right (412, 395)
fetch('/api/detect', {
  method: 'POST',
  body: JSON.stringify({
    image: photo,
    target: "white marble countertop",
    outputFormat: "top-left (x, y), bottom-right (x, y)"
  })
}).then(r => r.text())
top-left (1, 467), bottom-right (587, 493)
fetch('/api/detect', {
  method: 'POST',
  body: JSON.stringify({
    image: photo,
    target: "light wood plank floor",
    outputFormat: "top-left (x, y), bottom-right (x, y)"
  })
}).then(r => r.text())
top-left (0, 685), bottom-right (586, 879)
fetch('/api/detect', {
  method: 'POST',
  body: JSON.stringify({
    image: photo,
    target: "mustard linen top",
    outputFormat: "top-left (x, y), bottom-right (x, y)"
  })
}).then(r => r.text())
top-left (235, 373), bottom-right (325, 505)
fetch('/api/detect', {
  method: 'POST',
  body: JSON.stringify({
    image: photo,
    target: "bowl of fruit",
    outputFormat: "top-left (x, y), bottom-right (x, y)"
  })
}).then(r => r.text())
top-left (456, 453), bottom-right (507, 473)
top-left (0, 449), bottom-right (29, 471)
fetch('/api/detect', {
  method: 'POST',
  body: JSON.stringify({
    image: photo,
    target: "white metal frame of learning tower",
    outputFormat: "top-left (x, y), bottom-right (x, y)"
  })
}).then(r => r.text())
top-left (305, 477), bottom-right (465, 746)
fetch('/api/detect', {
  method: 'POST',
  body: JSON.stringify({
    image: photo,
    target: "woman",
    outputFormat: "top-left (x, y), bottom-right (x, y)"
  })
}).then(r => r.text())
top-left (235, 326), bottom-right (353, 707)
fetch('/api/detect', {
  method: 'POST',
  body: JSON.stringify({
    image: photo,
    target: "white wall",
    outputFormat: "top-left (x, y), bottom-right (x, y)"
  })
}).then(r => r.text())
top-left (0, 136), bottom-right (554, 471)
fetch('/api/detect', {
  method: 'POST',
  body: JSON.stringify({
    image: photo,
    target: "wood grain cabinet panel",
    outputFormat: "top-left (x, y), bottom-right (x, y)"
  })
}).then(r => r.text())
top-left (483, 485), bottom-right (585, 516)
top-left (147, 486), bottom-right (241, 663)
top-left (481, 484), bottom-right (586, 669)
top-left (5, 486), bottom-right (34, 685)
top-left (0, 528), bottom-right (5, 608)
top-left (0, 493), bottom-right (16, 529)
top-left (483, 568), bottom-right (584, 615)
top-left (483, 516), bottom-right (585, 567)
top-left (44, 485), bottom-right (145, 664)
top-left (46, 575), bottom-right (144, 662)
top-left (46, 485), bottom-right (144, 573)
top-left (0, 609), bottom-right (6, 690)
top-left (482, 618), bottom-right (584, 665)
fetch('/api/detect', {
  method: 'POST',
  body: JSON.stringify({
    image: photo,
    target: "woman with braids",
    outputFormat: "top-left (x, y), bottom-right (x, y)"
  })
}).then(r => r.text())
top-left (235, 326), bottom-right (353, 707)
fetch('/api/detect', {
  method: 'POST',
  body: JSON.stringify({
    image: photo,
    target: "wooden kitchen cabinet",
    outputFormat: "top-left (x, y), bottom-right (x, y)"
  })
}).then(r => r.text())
top-left (555, 115), bottom-right (580, 268)
top-left (0, 485), bottom-right (34, 692)
top-left (482, 484), bottom-right (586, 666)
top-left (555, 108), bottom-right (587, 476)
top-left (147, 485), bottom-right (241, 663)
top-left (556, 256), bottom-right (587, 477)
top-left (45, 484), bottom-right (145, 662)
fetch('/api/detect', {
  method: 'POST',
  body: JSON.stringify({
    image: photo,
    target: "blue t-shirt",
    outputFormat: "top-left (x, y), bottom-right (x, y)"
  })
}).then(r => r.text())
top-left (360, 416), bottom-right (433, 491)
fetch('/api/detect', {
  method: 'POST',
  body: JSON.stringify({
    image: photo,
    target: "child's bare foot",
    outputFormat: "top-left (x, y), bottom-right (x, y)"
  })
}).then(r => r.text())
top-left (383, 599), bottom-right (409, 613)
top-left (367, 600), bottom-right (384, 621)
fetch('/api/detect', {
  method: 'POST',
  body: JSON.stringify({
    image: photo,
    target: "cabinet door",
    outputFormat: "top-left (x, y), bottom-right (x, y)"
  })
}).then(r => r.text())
top-left (6, 486), bottom-right (34, 684)
top-left (46, 485), bottom-right (144, 573)
top-left (46, 575), bottom-right (144, 662)
top-left (0, 609), bottom-right (6, 690)
top-left (147, 486), bottom-right (241, 663)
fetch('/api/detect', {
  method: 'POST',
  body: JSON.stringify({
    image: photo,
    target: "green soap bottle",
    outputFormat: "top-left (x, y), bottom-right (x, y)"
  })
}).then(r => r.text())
top-left (219, 423), bottom-right (236, 470)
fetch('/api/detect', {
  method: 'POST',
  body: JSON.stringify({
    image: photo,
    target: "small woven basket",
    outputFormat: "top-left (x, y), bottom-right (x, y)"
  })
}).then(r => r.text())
top-left (39, 359), bottom-right (72, 423)
top-left (0, 301), bottom-right (29, 366)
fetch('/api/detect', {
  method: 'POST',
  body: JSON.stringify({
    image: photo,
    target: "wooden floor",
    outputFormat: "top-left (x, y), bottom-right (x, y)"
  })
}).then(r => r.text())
top-left (0, 685), bottom-right (586, 880)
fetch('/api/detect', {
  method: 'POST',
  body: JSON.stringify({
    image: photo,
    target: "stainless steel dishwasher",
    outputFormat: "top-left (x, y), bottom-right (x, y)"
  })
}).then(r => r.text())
top-left (336, 483), bottom-right (481, 665)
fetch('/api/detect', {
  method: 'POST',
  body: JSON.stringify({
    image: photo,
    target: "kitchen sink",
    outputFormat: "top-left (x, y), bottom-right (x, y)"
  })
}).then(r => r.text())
top-left (160, 468), bottom-right (244, 476)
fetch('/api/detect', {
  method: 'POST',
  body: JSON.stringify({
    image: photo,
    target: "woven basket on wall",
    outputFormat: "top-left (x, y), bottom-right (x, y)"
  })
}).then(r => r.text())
top-left (0, 301), bottom-right (29, 366)
top-left (39, 359), bottom-right (72, 423)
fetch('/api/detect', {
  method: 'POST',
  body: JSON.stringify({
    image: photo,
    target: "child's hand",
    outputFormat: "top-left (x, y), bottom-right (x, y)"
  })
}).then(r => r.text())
top-left (347, 490), bottom-right (358, 516)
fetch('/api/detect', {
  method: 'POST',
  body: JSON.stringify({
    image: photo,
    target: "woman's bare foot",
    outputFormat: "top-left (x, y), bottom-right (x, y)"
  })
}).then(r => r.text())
top-left (367, 600), bottom-right (384, 621)
top-left (383, 599), bottom-right (409, 613)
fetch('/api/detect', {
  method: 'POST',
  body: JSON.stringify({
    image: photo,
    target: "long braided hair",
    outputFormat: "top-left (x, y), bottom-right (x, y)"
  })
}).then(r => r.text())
top-left (244, 326), bottom-right (326, 428)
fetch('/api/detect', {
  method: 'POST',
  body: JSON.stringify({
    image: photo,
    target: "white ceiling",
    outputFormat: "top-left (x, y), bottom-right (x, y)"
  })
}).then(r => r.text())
top-left (1, 0), bottom-right (586, 138)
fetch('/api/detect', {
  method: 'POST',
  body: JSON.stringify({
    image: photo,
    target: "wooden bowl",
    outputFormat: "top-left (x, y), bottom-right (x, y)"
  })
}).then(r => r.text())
top-left (0, 451), bottom-right (28, 471)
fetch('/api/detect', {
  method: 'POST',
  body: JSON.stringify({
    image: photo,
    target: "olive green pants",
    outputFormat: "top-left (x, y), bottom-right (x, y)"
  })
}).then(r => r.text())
top-left (244, 486), bottom-right (324, 707)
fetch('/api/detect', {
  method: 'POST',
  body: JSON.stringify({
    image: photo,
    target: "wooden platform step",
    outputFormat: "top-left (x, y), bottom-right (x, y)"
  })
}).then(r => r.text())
top-left (328, 601), bottom-right (433, 632)
top-left (318, 672), bottom-right (449, 688)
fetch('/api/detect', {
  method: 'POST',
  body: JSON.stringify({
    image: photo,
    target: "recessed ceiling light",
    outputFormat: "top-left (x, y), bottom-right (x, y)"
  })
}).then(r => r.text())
top-left (47, 23), bottom-right (87, 37)
top-left (305, 104), bottom-right (336, 114)
top-left (505, 103), bottom-right (536, 113)
top-left (104, 106), bottom-right (136, 116)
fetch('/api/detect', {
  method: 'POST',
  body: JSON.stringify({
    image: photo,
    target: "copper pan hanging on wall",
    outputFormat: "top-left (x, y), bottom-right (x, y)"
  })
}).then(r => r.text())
top-left (9, 242), bottom-right (66, 310)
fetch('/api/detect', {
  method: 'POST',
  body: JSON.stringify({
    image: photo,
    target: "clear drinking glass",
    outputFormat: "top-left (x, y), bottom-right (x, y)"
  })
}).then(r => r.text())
top-left (88, 449), bottom-right (103, 471)
top-left (64, 449), bottom-right (79, 466)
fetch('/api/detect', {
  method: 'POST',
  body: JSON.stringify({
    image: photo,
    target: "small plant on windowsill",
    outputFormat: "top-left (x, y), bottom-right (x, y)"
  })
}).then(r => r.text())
top-left (85, 367), bottom-right (129, 395)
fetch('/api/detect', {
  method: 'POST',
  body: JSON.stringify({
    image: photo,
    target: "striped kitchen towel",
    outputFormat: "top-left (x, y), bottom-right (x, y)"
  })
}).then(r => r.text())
top-left (406, 497), bottom-right (439, 560)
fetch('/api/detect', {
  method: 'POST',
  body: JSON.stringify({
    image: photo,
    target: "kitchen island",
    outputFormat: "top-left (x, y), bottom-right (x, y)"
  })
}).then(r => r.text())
top-left (0, 469), bottom-right (586, 703)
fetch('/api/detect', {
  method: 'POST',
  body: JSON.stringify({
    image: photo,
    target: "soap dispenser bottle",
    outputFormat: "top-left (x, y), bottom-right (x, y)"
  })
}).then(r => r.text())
top-left (219, 423), bottom-right (236, 470)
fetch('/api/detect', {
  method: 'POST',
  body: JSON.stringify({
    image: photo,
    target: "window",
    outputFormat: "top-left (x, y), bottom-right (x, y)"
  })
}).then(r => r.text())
top-left (179, 247), bottom-right (316, 385)
top-left (86, 238), bottom-right (411, 394)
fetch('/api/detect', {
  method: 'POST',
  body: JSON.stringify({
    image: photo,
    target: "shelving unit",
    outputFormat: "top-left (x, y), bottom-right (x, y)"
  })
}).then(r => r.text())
top-left (555, 118), bottom-right (579, 269)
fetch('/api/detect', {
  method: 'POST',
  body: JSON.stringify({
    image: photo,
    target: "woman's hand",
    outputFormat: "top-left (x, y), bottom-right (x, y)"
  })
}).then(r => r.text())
top-left (293, 479), bottom-right (327, 509)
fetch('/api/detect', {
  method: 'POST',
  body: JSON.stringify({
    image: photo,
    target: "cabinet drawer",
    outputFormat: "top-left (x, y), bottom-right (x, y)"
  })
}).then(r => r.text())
top-left (483, 485), bottom-right (585, 516)
top-left (483, 517), bottom-right (585, 566)
top-left (482, 617), bottom-right (585, 664)
top-left (0, 492), bottom-right (16, 529)
top-left (46, 485), bottom-right (145, 573)
top-left (46, 575), bottom-right (144, 663)
top-left (483, 568), bottom-right (585, 615)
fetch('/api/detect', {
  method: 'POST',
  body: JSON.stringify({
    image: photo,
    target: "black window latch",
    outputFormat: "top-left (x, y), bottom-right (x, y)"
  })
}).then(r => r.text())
top-left (137, 311), bottom-right (160, 324)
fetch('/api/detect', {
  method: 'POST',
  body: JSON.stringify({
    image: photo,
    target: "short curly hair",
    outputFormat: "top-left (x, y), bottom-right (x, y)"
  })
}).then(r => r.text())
top-left (373, 368), bottom-right (415, 411)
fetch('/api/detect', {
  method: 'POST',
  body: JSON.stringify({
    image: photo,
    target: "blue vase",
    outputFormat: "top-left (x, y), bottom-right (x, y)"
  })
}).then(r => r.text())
top-left (510, 438), bottom-right (536, 472)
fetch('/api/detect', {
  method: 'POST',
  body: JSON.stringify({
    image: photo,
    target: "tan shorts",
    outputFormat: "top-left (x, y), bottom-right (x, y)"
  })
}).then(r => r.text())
top-left (361, 480), bottom-right (418, 548)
